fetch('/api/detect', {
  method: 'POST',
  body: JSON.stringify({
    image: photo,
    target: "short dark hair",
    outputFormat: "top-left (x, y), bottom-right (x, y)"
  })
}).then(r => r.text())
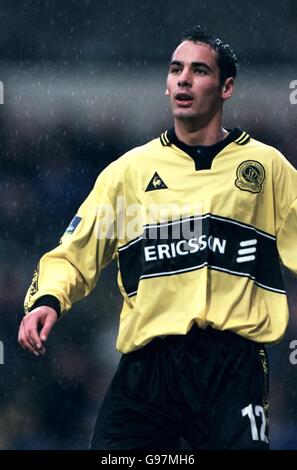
top-left (178, 26), bottom-right (238, 84)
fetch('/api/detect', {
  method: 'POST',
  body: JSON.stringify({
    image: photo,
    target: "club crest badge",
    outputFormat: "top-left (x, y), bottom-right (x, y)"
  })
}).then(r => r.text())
top-left (235, 160), bottom-right (265, 193)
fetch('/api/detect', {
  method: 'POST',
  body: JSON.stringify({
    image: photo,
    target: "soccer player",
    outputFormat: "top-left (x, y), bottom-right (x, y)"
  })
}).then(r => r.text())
top-left (18, 28), bottom-right (297, 449)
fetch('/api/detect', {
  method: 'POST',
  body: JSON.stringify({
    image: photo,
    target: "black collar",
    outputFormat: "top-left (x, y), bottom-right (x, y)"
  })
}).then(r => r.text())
top-left (160, 127), bottom-right (250, 170)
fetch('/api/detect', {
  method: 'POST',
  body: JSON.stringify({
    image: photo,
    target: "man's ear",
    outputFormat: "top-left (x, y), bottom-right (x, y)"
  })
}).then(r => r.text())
top-left (221, 77), bottom-right (234, 100)
top-left (165, 88), bottom-right (170, 96)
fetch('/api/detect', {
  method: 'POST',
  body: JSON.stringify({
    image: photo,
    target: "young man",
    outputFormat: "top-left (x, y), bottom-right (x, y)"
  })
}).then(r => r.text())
top-left (19, 29), bottom-right (297, 449)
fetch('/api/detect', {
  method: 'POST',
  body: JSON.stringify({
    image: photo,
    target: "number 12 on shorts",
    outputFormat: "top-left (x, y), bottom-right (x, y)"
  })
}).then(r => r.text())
top-left (241, 404), bottom-right (269, 443)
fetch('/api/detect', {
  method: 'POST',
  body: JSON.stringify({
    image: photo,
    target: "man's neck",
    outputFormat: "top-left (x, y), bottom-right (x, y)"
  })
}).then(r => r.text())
top-left (174, 118), bottom-right (229, 146)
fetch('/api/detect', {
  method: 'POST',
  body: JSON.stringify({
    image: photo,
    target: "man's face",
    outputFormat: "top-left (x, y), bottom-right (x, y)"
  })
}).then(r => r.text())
top-left (166, 40), bottom-right (225, 123)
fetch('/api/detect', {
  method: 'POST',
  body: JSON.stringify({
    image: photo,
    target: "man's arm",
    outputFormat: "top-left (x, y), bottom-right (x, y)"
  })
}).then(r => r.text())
top-left (274, 151), bottom-right (297, 275)
top-left (18, 163), bottom-right (119, 354)
top-left (277, 198), bottom-right (297, 274)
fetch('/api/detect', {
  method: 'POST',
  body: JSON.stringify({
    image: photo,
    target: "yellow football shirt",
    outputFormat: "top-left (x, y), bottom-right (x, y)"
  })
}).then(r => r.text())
top-left (24, 128), bottom-right (297, 353)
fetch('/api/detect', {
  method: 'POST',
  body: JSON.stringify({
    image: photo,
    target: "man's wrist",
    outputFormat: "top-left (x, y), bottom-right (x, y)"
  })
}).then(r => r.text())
top-left (28, 295), bottom-right (61, 318)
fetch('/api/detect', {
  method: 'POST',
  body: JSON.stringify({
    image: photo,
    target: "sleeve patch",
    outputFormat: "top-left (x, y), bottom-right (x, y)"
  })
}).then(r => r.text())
top-left (65, 215), bottom-right (82, 234)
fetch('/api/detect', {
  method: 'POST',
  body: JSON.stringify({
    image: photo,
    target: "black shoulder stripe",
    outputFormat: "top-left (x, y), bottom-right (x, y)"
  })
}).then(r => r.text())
top-left (237, 135), bottom-right (251, 145)
top-left (160, 131), bottom-right (170, 147)
top-left (235, 132), bottom-right (251, 145)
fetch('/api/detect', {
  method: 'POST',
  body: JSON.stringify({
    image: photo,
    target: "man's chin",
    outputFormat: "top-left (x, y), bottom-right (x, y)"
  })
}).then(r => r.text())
top-left (173, 110), bottom-right (197, 120)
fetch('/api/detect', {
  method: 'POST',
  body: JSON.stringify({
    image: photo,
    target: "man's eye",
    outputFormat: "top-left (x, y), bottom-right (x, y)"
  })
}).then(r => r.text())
top-left (170, 68), bottom-right (181, 74)
top-left (194, 69), bottom-right (207, 75)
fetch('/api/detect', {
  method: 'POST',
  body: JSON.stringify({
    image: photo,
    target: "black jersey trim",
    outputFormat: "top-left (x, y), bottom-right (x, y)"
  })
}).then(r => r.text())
top-left (141, 213), bottom-right (276, 241)
top-left (29, 295), bottom-right (61, 317)
top-left (118, 235), bottom-right (143, 252)
top-left (204, 214), bottom-right (275, 240)
top-left (118, 213), bottom-right (276, 256)
top-left (139, 263), bottom-right (286, 293)
top-left (234, 131), bottom-right (247, 143)
top-left (160, 127), bottom-right (250, 170)
top-left (138, 262), bottom-right (286, 294)
top-left (160, 133), bottom-right (166, 146)
top-left (161, 128), bottom-right (250, 148)
top-left (118, 213), bottom-right (284, 298)
top-left (126, 264), bottom-right (285, 297)
top-left (160, 131), bottom-right (170, 147)
top-left (207, 265), bottom-right (285, 294)
top-left (235, 132), bottom-right (251, 145)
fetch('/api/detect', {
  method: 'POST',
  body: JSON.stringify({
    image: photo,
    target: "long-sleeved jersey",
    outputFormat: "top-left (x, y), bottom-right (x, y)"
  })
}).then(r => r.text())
top-left (24, 128), bottom-right (297, 353)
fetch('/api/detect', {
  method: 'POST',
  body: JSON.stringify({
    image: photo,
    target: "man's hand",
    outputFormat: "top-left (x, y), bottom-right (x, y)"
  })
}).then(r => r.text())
top-left (18, 306), bottom-right (58, 356)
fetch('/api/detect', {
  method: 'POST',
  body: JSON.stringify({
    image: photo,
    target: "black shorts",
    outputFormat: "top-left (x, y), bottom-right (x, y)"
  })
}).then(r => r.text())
top-left (90, 325), bottom-right (269, 450)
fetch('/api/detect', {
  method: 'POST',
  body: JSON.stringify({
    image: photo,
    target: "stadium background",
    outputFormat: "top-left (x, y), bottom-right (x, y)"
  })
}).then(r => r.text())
top-left (0, 0), bottom-right (297, 449)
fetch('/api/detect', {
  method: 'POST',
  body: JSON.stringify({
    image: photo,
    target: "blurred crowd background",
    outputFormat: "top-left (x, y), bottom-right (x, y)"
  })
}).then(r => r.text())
top-left (1, 0), bottom-right (297, 450)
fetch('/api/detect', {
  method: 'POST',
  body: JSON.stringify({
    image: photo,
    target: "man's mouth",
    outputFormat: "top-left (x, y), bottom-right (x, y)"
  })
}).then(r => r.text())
top-left (175, 92), bottom-right (193, 106)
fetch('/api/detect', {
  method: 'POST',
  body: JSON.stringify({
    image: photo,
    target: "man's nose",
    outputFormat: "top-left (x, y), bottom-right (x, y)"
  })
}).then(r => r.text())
top-left (178, 69), bottom-right (192, 87)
